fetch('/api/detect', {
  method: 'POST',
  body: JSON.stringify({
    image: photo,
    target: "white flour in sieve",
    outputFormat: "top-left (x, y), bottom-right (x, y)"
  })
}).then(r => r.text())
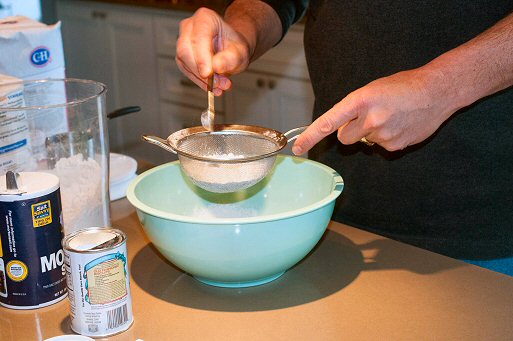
top-left (192, 203), bottom-right (258, 218)
top-left (207, 152), bottom-right (241, 160)
top-left (182, 152), bottom-right (271, 192)
top-left (186, 154), bottom-right (238, 184)
top-left (44, 154), bottom-right (105, 234)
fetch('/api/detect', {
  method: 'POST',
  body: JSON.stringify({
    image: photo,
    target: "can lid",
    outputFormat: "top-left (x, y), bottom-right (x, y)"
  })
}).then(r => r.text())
top-left (63, 228), bottom-right (126, 253)
top-left (0, 171), bottom-right (59, 200)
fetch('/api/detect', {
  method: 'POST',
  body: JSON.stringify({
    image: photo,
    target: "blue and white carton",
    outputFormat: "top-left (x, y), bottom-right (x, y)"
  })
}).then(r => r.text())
top-left (0, 16), bottom-right (68, 138)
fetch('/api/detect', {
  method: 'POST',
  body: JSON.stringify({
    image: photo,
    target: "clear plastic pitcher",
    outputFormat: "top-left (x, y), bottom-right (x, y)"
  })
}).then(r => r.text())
top-left (0, 78), bottom-right (110, 234)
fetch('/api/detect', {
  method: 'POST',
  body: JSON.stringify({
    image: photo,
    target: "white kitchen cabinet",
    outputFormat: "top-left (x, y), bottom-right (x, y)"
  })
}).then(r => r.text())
top-left (56, 3), bottom-right (114, 103)
top-left (152, 101), bottom-right (202, 162)
top-left (225, 24), bottom-right (314, 143)
top-left (248, 25), bottom-right (310, 80)
top-left (154, 13), bottom-right (225, 141)
top-left (153, 14), bottom-right (185, 58)
top-left (225, 71), bottom-right (313, 155)
top-left (226, 69), bottom-right (314, 130)
top-left (56, 1), bottom-right (313, 164)
top-left (157, 56), bottom-right (225, 113)
top-left (56, 0), bottom-right (161, 164)
top-left (154, 13), bottom-right (312, 143)
top-left (224, 24), bottom-right (314, 150)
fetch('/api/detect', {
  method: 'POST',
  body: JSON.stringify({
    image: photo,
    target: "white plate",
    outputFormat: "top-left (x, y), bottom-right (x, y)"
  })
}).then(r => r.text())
top-left (110, 172), bottom-right (137, 201)
top-left (44, 336), bottom-right (94, 341)
top-left (110, 152), bottom-right (137, 185)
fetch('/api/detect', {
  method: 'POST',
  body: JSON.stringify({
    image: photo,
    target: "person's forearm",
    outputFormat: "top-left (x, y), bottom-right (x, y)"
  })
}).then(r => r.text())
top-left (421, 12), bottom-right (513, 113)
top-left (224, 0), bottom-right (282, 62)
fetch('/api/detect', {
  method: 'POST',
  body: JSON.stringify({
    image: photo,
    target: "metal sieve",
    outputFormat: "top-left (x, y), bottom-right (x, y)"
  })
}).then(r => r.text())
top-left (143, 124), bottom-right (306, 193)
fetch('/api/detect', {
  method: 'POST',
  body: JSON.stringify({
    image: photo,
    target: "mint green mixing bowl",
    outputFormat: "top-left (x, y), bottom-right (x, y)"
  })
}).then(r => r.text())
top-left (127, 155), bottom-right (344, 288)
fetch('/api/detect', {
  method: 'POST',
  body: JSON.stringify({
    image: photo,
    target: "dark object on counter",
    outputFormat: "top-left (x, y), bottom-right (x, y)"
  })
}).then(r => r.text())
top-left (45, 106), bottom-right (141, 167)
top-left (0, 172), bottom-right (67, 309)
top-left (107, 106), bottom-right (141, 119)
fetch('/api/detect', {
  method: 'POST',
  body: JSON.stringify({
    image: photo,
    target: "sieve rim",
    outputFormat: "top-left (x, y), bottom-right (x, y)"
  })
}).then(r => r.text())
top-left (166, 124), bottom-right (289, 163)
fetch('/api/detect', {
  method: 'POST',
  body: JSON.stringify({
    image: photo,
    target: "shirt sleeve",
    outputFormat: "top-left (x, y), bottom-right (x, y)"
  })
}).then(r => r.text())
top-left (226, 0), bottom-right (308, 39)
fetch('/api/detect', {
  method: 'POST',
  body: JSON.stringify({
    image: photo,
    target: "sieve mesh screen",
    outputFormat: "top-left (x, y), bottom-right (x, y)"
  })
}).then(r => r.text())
top-left (142, 124), bottom-right (301, 192)
top-left (176, 132), bottom-right (279, 160)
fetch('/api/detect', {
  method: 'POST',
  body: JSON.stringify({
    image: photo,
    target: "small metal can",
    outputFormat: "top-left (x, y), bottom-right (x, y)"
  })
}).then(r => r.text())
top-left (0, 171), bottom-right (67, 309)
top-left (62, 228), bottom-right (134, 338)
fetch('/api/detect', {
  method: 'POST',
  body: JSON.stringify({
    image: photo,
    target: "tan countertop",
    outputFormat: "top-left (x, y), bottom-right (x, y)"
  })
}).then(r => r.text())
top-left (2, 198), bottom-right (513, 341)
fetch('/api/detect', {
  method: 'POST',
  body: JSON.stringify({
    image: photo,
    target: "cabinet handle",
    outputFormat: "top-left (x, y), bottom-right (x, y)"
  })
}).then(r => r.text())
top-left (91, 10), bottom-right (107, 19)
top-left (268, 80), bottom-right (276, 89)
top-left (256, 78), bottom-right (265, 88)
top-left (179, 78), bottom-right (197, 88)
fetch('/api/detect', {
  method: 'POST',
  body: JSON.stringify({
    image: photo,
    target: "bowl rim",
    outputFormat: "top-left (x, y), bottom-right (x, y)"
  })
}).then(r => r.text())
top-left (126, 155), bottom-right (344, 224)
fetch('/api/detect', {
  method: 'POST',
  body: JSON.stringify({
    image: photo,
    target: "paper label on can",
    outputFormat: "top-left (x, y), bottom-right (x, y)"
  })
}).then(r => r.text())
top-left (65, 236), bottom-right (133, 337)
top-left (84, 252), bottom-right (128, 305)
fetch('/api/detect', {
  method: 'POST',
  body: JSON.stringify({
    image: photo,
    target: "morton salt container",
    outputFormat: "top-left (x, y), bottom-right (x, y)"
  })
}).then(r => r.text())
top-left (0, 171), bottom-right (67, 309)
top-left (63, 228), bottom-right (134, 337)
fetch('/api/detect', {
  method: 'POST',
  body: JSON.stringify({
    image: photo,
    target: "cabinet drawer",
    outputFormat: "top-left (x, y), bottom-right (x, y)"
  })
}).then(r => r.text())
top-left (154, 14), bottom-right (187, 57)
top-left (157, 99), bottom-right (220, 163)
top-left (160, 101), bottom-right (199, 135)
top-left (158, 57), bottom-right (225, 112)
top-left (159, 101), bottom-right (224, 138)
top-left (226, 71), bottom-right (313, 132)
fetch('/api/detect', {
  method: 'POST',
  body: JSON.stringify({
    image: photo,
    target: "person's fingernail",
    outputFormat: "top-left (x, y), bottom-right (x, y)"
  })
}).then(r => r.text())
top-left (292, 145), bottom-right (303, 155)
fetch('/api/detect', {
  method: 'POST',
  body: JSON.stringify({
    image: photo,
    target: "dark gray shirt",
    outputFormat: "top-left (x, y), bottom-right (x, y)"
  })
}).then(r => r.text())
top-left (248, 0), bottom-right (513, 259)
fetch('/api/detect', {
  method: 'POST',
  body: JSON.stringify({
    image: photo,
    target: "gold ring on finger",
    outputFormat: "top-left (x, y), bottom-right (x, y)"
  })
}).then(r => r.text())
top-left (360, 137), bottom-right (375, 146)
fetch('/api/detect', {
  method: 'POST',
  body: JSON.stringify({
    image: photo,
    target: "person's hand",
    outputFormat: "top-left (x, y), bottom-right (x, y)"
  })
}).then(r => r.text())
top-left (292, 68), bottom-right (460, 154)
top-left (175, 8), bottom-right (252, 96)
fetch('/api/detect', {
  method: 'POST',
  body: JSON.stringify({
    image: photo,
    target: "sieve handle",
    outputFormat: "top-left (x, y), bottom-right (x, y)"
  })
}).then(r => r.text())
top-left (142, 135), bottom-right (177, 154)
top-left (284, 126), bottom-right (308, 143)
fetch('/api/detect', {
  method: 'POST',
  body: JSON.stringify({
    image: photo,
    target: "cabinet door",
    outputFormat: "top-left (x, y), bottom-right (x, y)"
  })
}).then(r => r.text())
top-left (154, 14), bottom-right (187, 57)
top-left (57, 1), bottom-right (161, 164)
top-left (57, 1), bottom-right (115, 107)
top-left (226, 73), bottom-right (314, 131)
top-left (249, 25), bottom-right (309, 79)
top-left (225, 72), bottom-right (314, 155)
top-left (268, 75), bottom-right (314, 132)
top-left (158, 101), bottom-right (204, 162)
top-left (104, 10), bottom-right (160, 163)
top-left (158, 57), bottom-right (225, 112)
top-left (225, 72), bottom-right (274, 126)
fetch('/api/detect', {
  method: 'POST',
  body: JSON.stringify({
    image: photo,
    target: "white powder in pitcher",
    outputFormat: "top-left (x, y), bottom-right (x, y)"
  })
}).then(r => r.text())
top-left (44, 154), bottom-right (105, 233)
